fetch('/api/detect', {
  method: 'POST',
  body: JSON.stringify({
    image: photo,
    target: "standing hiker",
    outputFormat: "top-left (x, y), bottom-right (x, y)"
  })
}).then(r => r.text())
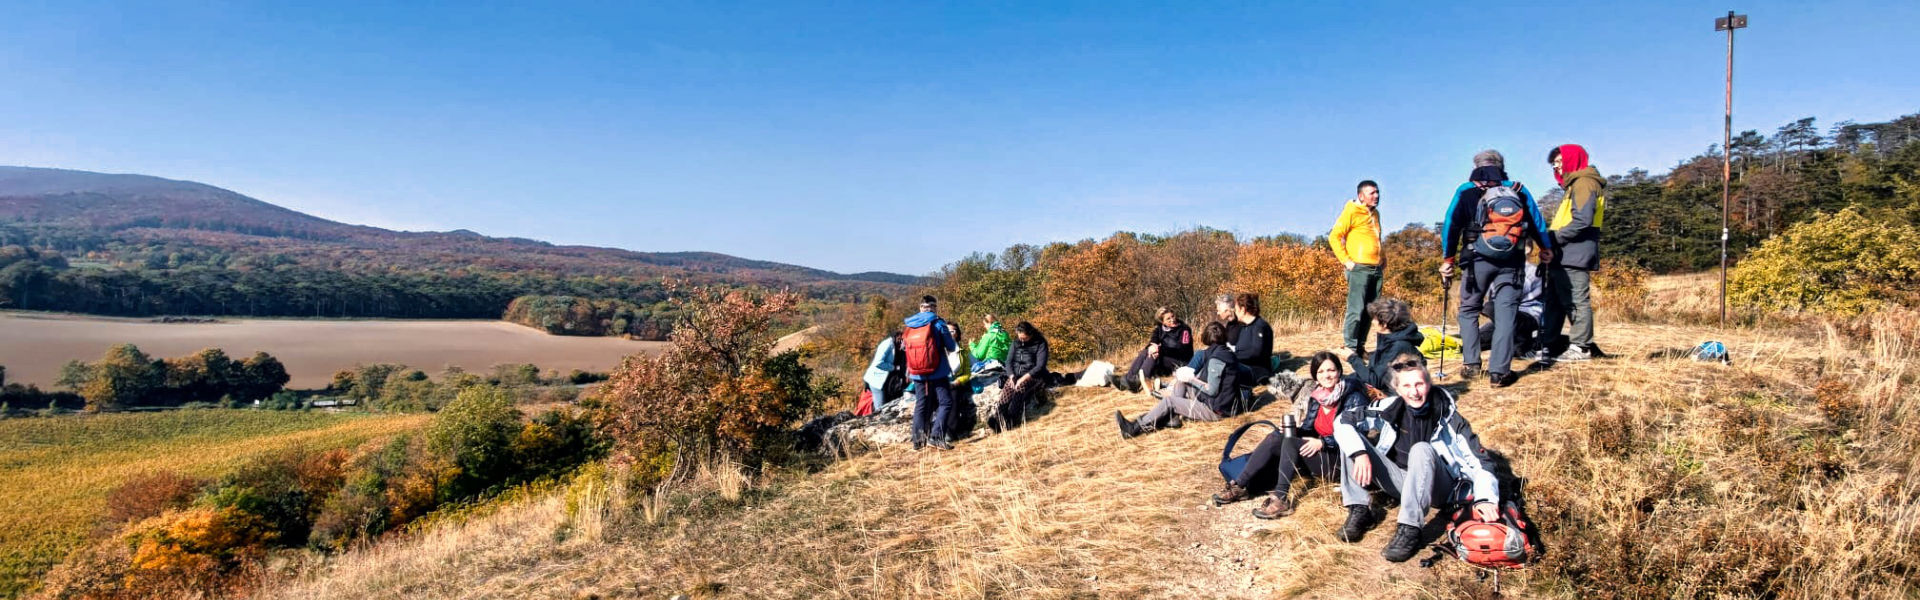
top-left (1331, 179), bottom-right (1386, 360)
top-left (1536, 144), bottom-right (1606, 363)
top-left (903, 296), bottom-right (959, 450)
top-left (1439, 150), bottom-right (1554, 387)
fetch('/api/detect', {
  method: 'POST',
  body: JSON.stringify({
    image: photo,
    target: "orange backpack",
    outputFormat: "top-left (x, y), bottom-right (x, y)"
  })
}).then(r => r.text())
top-left (901, 321), bottom-right (943, 377)
top-left (1472, 184), bottom-right (1529, 261)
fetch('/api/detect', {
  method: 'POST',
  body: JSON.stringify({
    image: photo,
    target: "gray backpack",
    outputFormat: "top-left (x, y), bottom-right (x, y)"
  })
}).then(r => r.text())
top-left (1472, 184), bottom-right (1529, 261)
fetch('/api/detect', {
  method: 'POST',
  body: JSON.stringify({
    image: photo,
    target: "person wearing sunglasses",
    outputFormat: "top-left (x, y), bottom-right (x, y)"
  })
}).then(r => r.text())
top-left (1333, 354), bottom-right (1500, 563)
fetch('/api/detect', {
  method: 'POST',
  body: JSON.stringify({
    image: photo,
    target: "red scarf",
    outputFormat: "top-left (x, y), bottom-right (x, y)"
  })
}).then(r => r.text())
top-left (1554, 144), bottom-right (1590, 186)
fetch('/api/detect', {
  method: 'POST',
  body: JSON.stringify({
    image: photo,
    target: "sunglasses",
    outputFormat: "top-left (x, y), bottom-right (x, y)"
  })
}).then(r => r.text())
top-left (1390, 360), bottom-right (1424, 372)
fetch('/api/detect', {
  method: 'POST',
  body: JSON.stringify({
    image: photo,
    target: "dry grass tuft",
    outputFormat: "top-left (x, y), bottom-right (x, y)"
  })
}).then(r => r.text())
top-left (255, 275), bottom-right (1920, 599)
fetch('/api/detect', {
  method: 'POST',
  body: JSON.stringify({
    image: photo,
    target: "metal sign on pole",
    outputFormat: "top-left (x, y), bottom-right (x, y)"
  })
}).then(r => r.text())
top-left (1716, 11), bottom-right (1747, 329)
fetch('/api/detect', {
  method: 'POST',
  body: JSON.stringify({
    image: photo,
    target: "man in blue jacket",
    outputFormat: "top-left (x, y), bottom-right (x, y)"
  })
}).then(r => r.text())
top-left (1438, 150), bottom-right (1555, 387)
top-left (905, 296), bottom-right (960, 450)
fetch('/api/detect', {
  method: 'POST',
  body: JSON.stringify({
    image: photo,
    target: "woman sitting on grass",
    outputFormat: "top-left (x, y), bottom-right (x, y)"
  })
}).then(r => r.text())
top-left (991, 321), bottom-right (1050, 432)
top-left (1211, 351), bottom-right (1370, 518)
top-left (1115, 321), bottom-right (1241, 438)
top-left (1110, 306), bottom-right (1194, 393)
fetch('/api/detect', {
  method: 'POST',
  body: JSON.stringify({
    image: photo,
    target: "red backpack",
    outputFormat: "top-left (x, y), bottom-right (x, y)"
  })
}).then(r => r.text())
top-left (901, 321), bottom-right (943, 377)
top-left (1440, 498), bottom-right (1538, 570)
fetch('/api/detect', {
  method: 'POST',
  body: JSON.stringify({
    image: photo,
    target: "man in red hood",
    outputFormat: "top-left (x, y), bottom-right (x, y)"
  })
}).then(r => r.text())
top-left (1535, 144), bottom-right (1606, 362)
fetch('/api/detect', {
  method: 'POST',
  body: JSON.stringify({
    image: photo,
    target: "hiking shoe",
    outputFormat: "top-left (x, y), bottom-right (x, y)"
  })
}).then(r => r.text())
top-left (1556, 346), bottom-right (1593, 362)
top-left (1125, 374), bottom-right (1144, 393)
top-left (1381, 524), bottom-right (1424, 563)
top-left (1520, 349), bottom-right (1554, 363)
top-left (1106, 372), bottom-right (1124, 390)
top-left (1211, 482), bottom-right (1251, 506)
top-left (928, 438), bottom-right (954, 451)
top-left (1165, 413), bottom-right (1183, 429)
top-left (1336, 505), bottom-right (1376, 542)
top-left (912, 438), bottom-right (926, 451)
top-left (1253, 494), bottom-right (1295, 519)
top-left (1459, 365), bottom-right (1482, 379)
top-left (1490, 371), bottom-right (1514, 388)
top-left (1115, 411), bottom-right (1143, 440)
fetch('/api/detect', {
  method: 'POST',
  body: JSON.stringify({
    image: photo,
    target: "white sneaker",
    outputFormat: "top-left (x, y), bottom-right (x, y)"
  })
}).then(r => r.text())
top-left (1521, 349), bottom-right (1554, 363)
top-left (1556, 346), bottom-right (1592, 362)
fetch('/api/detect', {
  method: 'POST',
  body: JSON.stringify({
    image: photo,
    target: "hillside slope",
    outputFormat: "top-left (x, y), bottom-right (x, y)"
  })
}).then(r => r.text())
top-left (257, 314), bottom-right (1918, 599)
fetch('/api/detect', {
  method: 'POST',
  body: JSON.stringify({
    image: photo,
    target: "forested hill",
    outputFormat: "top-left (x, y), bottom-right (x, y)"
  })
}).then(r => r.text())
top-left (0, 166), bottom-right (919, 286)
top-left (0, 166), bottom-right (919, 323)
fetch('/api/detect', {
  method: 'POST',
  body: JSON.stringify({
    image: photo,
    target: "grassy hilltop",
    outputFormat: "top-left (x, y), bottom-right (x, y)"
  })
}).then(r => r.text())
top-left (252, 275), bottom-right (1918, 599)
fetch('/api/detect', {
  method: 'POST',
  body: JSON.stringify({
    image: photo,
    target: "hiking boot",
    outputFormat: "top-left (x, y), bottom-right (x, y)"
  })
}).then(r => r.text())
top-left (1336, 505), bottom-right (1377, 542)
top-left (1556, 346), bottom-right (1593, 362)
top-left (928, 438), bottom-right (954, 451)
top-left (1115, 411), bottom-right (1144, 439)
top-left (912, 438), bottom-right (926, 451)
top-left (1211, 482), bottom-right (1251, 506)
top-left (1165, 413), bottom-right (1183, 429)
top-left (1459, 365), bottom-right (1482, 379)
top-left (1490, 371), bottom-right (1514, 388)
top-left (1381, 524), bottom-right (1424, 563)
top-left (1253, 493), bottom-right (1295, 519)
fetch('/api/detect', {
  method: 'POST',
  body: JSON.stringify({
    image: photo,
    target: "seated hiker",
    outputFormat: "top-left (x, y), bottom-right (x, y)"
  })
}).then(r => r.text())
top-left (1334, 353), bottom-right (1500, 563)
top-left (1115, 322), bottom-right (1242, 438)
top-left (1232, 293), bottom-right (1276, 385)
top-left (1211, 351), bottom-right (1370, 518)
top-left (1356, 298), bottom-right (1424, 391)
top-left (970, 313), bottom-right (1011, 367)
top-left (1500, 263), bottom-right (1546, 359)
top-left (1111, 306), bottom-right (1194, 393)
top-left (1190, 294), bottom-right (1242, 372)
top-left (861, 330), bottom-right (906, 413)
top-left (992, 321), bottom-right (1050, 432)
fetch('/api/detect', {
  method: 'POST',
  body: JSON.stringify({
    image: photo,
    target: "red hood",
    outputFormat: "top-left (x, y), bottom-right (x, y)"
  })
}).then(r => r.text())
top-left (1554, 144), bottom-right (1589, 186)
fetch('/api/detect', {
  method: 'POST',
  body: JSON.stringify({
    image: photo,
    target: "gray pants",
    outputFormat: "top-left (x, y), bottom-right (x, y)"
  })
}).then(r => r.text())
top-left (1136, 381), bottom-right (1223, 426)
top-left (1340, 440), bottom-right (1459, 528)
top-left (1343, 264), bottom-right (1384, 350)
top-left (1542, 266), bottom-right (1594, 349)
top-left (1458, 259), bottom-right (1522, 376)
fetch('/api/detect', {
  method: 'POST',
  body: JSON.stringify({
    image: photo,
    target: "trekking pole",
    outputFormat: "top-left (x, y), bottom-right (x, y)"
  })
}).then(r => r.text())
top-left (1438, 273), bottom-right (1451, 381)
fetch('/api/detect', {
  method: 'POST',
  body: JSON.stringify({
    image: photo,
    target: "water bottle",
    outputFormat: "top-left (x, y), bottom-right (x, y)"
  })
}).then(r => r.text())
top-left (1280, 414), bottom-right (1298, 439)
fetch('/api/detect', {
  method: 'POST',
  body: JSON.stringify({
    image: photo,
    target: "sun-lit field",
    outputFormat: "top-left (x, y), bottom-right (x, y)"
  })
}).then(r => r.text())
top-left (0, 410), bottom-right (431, 597)
top-left (0, 312), bottom-right (664, 388)
top-left (256, 275), bottom-right (1920, 599)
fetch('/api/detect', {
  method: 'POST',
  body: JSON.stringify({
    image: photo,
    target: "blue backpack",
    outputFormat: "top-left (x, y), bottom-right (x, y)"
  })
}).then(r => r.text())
top-left (1692, 341), bottom-right (1729, 364)
top-left (1218, 420), bottom-right (1281, 493)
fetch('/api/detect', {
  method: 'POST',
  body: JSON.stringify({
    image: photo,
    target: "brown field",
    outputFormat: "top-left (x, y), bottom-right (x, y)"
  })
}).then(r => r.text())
top-left (0, 312), bottom-right (665, 388)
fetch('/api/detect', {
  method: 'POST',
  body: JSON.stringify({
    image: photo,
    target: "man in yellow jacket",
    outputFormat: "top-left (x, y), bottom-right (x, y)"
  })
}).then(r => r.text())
top-left (1330, 180), bottom-right (1384, 357)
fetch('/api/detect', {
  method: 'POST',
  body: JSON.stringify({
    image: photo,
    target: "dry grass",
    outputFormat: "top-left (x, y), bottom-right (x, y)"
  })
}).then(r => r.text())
top-left (0, 410), bottom-right (430, 598)
top-left (254, 275), bottom-right (1919, 599)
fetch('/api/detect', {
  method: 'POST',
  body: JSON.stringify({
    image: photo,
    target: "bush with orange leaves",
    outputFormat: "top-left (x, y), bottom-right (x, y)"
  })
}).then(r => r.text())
top-left (40, 506), bottom-right (275, 599)
top-left (1226, 240), bottom-right (1346, 317)
top-left (592, 286), bottom-right (827, 486)
top-left (1028, 236), bottom-right (1146, 363)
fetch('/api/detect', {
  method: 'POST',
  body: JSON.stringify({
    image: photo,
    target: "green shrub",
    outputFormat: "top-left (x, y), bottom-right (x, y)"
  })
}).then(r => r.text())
top-left (1729, 207), bottom-right (1920, 315)
top-left (426, 386), bottom-right (523, 498)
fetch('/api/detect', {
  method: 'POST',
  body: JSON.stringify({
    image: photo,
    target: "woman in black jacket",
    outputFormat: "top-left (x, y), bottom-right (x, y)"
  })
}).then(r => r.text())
top-left (993, 321), bottom-right (1050, 432)
top-left (1211, 351), bottom-right (1370, 518)
top-left (1111, 306), bottom-right (1194, 393)
top-left (1232, 293), bottom-right (1275, 385)
top-left (1357, 298), bottom-right (1423, 391)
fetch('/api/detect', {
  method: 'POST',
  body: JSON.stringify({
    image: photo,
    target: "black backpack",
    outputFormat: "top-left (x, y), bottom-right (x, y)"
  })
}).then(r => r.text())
top-left (882, 334), bottom-right (909, 400)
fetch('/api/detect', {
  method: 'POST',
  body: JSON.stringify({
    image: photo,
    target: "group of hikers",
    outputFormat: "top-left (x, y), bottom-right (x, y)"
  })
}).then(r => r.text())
top-left (858, 145), bottom-right (1601, 563)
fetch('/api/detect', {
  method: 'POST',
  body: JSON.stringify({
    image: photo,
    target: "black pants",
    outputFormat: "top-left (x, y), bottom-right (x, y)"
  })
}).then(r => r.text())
top-left (1477, 312), bottom-right (1540, 355)
top-left (1234, 432), bottom-right (1341, 497)
top-left (1126, 347), bottom-right (1184, 380)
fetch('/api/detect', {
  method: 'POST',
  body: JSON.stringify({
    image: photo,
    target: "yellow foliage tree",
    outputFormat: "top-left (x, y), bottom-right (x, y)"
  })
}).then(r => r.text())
top-left (1226, 241), bottom-right (1346, 317)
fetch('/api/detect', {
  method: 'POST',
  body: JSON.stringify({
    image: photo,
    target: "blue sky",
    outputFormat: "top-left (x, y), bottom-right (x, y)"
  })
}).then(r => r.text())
top-left (1, 1), bottom-right (1916, 275)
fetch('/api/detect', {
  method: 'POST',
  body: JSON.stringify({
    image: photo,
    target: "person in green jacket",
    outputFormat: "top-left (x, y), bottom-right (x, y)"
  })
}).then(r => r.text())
top-left (970, 313), bottom-right (1011, 366)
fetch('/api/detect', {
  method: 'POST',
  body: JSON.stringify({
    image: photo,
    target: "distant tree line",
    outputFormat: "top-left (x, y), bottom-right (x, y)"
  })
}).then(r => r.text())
top-left (53, 345), bottom-right (290, 411)
top-left (1601, 111), bottom-right (1920, 273)
top-left (502, 294), bottom-right (690, 339)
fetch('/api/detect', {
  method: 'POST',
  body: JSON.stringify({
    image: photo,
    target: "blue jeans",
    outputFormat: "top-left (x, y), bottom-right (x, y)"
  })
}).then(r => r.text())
top-left (911, 377), bottom-right (955, 443)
